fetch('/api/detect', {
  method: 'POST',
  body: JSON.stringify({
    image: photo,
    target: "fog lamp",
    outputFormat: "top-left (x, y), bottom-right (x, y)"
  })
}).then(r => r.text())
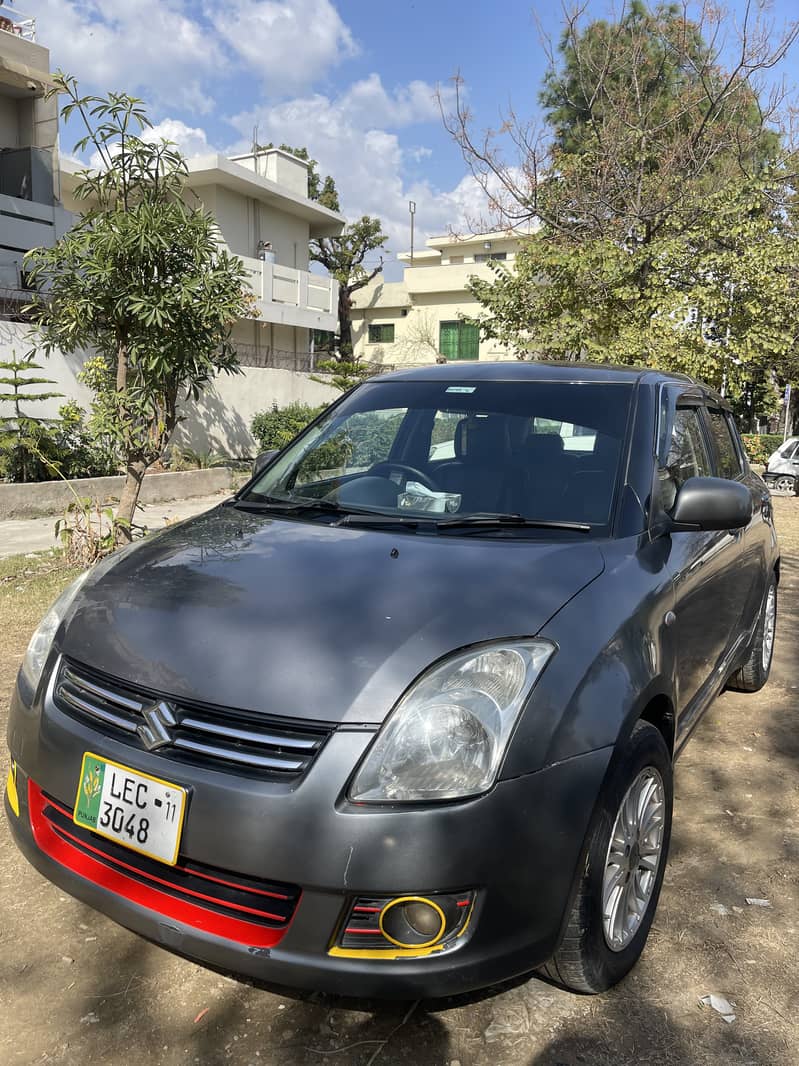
top-left (380, 896), bottom-right (446, 948)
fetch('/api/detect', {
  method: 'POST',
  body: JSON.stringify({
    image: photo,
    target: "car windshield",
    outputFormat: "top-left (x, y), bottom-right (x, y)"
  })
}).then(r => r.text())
top-left (242, 379), bottom-right (634, 534)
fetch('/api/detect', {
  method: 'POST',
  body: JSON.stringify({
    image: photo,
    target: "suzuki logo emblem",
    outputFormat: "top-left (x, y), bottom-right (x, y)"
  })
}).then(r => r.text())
top-left (137, 700), bottom-right (177, 751)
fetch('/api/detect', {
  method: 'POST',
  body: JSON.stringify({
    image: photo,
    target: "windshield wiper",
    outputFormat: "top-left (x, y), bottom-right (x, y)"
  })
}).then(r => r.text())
top-left (229, 495), bottom-right (343, 516)
top-left (334, 512), bottom-right (433, 530)
top-left (435, 513), bottom-right (591, 533)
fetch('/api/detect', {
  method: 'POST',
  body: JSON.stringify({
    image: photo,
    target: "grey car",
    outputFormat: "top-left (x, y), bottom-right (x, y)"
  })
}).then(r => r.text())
top-left (5, 363), bottom-right (779, 998)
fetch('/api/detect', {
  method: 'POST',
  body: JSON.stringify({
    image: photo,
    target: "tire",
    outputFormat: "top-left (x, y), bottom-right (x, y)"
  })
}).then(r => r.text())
top-left (773, 475), bottom-right (796, 494)
top-left (729, 575), bottom-right (777, 693)
top-left (542, 720), bottom-right (673, 994)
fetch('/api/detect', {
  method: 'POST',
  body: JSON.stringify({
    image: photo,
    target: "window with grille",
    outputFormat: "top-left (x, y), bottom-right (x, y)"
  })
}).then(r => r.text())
top-left (367, 323), bottom-right (395, 344)
top-left (439, 321), bottom-right (479, 360)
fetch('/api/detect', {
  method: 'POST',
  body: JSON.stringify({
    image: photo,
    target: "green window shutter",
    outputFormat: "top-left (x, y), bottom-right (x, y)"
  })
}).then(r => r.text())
top-left (439, 321), bottom-right (459, 360)
top-left (368, 324), bottom-right (394, 343)
top-left (459, 322), bottom-right (479, 360)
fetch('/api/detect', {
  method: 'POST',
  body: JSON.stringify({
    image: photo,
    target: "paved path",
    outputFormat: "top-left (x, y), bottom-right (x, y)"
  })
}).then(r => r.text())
top-left (0, 493), bottom-right (230, 558)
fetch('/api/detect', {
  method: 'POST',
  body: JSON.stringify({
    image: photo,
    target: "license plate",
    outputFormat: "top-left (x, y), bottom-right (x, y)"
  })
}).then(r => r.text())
top-left (74, 753), bottom-right (187, 866)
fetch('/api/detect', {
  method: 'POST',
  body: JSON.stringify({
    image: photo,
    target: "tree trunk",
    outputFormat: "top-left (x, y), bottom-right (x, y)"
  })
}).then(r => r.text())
top-left (116, 459), bottom-right (146, 544)
top-left (338, 287), bottom-right (353, 358)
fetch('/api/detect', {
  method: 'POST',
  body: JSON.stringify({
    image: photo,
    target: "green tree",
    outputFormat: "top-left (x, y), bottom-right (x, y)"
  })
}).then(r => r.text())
top-left (310, 215), bottom-right (388, 361)
top-left (444, 2), bottom-right (799, 413)
top-left (0, 353), bottom-right (62, 482)
top-left (469, 174), bottom-right (799, 399)
top-left (25, 74), bottom-right (253, 540)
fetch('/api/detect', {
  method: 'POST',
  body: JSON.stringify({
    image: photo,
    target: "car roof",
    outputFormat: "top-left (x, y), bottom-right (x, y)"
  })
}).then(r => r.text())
top-left (375, 360), bottom-right (692, 387)
top-left (372, 360), bottom-right (735, 406)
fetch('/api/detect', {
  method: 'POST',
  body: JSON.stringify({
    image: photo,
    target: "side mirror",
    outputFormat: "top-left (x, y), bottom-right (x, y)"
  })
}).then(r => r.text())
top-left (670, 476), bottom-right (752, 532)
top-left (252, 449), bottom-right (278, 478)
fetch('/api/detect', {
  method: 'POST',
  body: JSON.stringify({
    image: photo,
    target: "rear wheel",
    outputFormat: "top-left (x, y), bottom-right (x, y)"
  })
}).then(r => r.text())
top-left (729, 576), bottom-right (777, 693)
top-left (542, 721), bottom-right (672, 993)
top-left (773, 475), bottom-right (797, 494)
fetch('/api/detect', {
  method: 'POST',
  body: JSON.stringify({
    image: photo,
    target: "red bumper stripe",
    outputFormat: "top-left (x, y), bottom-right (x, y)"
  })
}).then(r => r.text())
top-left (28, 780), bottom-right (291, 949)
top-left (43, 793), bottom-right (292, 906)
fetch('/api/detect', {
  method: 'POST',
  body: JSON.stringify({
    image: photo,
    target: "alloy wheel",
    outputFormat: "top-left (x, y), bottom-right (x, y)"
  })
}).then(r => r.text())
top-left (762, 585), bottom-right (777, 672)
top-left (774, 475), bottom-right (796, 493)
top-left (602, 768), bottom-right (666, 952)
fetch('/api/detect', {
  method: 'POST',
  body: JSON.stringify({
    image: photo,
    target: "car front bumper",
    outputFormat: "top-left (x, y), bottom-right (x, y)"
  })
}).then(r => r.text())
top-left (6, 675), bottom-right (612, 999)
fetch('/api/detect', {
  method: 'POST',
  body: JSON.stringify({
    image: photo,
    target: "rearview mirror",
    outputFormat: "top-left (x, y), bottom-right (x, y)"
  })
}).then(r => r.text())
top-left (252, 449), bottom-right (279, 478)
top-left (670, 477), bottom-right (752, 532)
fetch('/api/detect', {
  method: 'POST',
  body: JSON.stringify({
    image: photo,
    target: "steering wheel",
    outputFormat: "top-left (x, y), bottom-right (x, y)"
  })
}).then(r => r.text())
top-left (368, 462), bottom-right (438, 491)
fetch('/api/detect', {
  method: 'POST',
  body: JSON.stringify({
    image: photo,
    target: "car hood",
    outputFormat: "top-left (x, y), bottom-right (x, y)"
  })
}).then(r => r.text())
top-left (60, 506), bottom-right (605, 725)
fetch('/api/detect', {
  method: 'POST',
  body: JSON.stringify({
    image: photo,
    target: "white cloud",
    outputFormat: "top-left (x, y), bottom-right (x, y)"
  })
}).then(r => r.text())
top-left (206, 0), bottom-right (357, 95)
top-left (144, 119), bottom-right (213, 159)
top-left (33, 0), bottom-right (219, 114)
top-left (337, 74), bottom-right (443, 128)
top-left (87, 118), bottom-right (214, 171)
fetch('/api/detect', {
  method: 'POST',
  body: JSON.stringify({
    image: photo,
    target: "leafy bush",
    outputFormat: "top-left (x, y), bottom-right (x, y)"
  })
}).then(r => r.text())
top-left (740, 433), bottom-right (784, 466)
top-left (251, 402), bottom-right (326, 452)
top-left (0, 402), bottom-right (120, 483)
top-left (168, 445), bottom-right (230, 470)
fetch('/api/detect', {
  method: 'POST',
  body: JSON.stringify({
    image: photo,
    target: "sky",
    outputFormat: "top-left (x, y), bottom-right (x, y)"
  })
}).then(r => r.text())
top-left (21, 0), bottom-right (799, 280)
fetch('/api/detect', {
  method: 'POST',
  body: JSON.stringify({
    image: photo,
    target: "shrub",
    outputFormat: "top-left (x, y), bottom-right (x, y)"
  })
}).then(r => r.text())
top-left (0, 402), bottom-right (120, 483)
top-left (740, 433), bottom-right (784, 466)
top-left (251, 402), bottom-right (326, 452)
top-left (168, 445), bottom-right (230, 470)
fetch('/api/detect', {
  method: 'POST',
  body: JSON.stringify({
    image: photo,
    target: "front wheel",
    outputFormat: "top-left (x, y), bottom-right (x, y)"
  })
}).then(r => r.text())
top-left (542, 721), bottom-right (673, 993)
top-left (729, 575), bottom-right (777, 693)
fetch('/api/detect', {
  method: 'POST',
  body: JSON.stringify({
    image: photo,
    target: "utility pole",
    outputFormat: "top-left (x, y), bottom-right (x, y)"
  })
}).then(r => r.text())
top-left (409, 200), bottom-right (416, 266)
top-left (784, 383), bottom-right (792, 442)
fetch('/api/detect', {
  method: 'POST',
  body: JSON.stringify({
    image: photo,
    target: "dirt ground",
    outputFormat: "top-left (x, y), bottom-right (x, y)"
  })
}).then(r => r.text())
top-left (1, 499), bottom-right (798, 1066)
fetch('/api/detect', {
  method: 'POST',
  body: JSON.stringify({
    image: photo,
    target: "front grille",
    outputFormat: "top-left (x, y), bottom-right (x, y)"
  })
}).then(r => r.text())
top-left (40, 791), bottom-right (301, 929)
top-left (53, 657), bottom-right (332, 778)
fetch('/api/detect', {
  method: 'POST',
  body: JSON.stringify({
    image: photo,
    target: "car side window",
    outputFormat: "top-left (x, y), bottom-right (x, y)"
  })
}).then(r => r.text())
top-left (706, 408), bottom-right (743, 480)
top-left (659, 406), bottom-right (712, 510)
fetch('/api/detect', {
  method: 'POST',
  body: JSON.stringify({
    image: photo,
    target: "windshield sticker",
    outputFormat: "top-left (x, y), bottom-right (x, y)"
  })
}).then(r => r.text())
top-left (445, 386), bottom-right (476, 393)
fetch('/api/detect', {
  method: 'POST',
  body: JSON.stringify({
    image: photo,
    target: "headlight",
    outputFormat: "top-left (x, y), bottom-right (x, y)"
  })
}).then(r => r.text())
top-left (20, 569), bottom-right (92, 692)
top-left (349, 640), bottom-right (555, 803)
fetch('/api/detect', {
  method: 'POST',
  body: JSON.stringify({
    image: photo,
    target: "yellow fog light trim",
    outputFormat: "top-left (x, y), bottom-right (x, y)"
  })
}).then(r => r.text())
top-left (378, 896), bottom-right (446, 949)
top-left (6, 762), bottom-right (20, 817)
top-left (328, 941), bottom-right (446, 960)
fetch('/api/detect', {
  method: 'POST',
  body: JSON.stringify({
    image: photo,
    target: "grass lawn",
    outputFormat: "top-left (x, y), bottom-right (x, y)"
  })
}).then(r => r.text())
top-left (0, 552), bottom-right (83, 704)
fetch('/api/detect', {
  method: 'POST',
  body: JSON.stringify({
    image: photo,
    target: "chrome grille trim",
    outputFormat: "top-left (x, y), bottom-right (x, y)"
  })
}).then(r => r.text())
top-left (53, 657), bottom-right (332, 778)
top-left (179, 715), bottom-right (319, 751)
top-left (62, 665), bottom-right (144, 713)
top-left (172, 737), bottom-right (306, 772)
top-left (57, 688), bottom-right (139, 734)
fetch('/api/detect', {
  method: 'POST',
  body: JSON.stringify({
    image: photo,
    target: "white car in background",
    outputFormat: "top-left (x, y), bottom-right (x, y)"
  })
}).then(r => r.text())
top-left (764, 437), bottom-right (799, 494)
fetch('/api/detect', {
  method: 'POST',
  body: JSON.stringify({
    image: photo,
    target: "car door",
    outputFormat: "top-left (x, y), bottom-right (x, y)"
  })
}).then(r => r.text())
top-left (703, 406), bottom-right (765, 638)
top-left (660, 394), bottom-right (748, 723)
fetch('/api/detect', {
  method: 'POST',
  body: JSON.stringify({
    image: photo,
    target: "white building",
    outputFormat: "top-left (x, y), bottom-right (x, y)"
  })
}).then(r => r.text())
top-left (351, 231), bottom-right (523, 366)
top-left (60, 148), bottom-right (345, 373)
top-left (0, 50), bottom-right (345, 458)
top-left (0, 12), bottom-right (71, 312)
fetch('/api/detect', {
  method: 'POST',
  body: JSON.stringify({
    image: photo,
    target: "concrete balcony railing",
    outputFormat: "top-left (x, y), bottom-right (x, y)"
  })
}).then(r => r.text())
top-left (0, 8), bottom-right (36, 41)
top-left (240, 255), bottom-right (339, 332)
